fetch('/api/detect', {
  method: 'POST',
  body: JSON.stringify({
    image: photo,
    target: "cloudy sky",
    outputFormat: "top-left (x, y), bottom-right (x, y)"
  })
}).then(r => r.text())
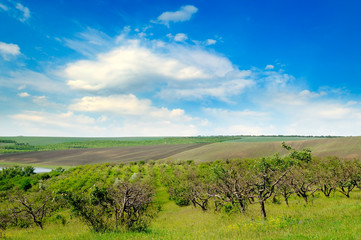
top-left (1, 0), bottom-right (361, 137)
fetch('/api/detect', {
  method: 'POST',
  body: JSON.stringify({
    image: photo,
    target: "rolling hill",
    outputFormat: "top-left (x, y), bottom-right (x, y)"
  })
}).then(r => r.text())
top-left (0, 136), bottom-right (360, 167)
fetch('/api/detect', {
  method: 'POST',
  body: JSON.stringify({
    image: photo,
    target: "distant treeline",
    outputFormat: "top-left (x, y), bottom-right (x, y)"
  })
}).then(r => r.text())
top-left (0, 140), bottom-right (17, 143)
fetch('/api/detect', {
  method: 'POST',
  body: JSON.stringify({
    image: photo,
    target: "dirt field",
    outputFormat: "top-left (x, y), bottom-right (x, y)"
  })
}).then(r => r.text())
top-left (0, 143), bottom-right (207, 166)
top-left (170, 137), bottom-right (361, 162)
top-left (1, 137), bottom-right (360, 167)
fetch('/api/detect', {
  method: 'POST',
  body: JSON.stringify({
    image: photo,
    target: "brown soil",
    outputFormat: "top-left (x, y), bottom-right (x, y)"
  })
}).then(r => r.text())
top-left (0, 143), bottom-right (207, 166)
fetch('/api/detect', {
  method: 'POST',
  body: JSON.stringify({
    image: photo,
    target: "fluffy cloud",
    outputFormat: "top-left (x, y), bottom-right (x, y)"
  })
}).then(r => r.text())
top-left (156, 5), bottom-right (198, 26)
top-left (247, 72), bottom-right (361, 135)
top-left (0, 42), bottom-right (20, 60)
top-left (10, 111), bottom-right (106, 136)
top-left (64, 38), bottom-right (252, 101)
top-left (65, 42), bottom-right (208, 92)
top-left (69, 94), bottom-right (192, 121)
top-left (205, 39), bottom-right (217, 46)
top-left (9, 102), bottom-right (199, 136)
top-left (265, 64), bottom-right (274, 70)
top-left (167, 33), bottom-right (188, 42)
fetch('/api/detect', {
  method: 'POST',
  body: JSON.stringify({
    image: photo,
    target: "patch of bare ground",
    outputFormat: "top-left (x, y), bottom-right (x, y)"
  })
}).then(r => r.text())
top-left (0, 143), bottom-right (208, 166)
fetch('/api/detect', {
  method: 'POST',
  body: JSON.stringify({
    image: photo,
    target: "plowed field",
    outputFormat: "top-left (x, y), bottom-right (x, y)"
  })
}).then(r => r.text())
top-left (0, 143), bottom-right (207, 166)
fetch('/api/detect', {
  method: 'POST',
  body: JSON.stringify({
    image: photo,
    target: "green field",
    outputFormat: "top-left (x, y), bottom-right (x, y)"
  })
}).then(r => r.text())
top-left (225, 135), bottom-right (326, 142)
top-left (0, 136), bottom-right (166, 146)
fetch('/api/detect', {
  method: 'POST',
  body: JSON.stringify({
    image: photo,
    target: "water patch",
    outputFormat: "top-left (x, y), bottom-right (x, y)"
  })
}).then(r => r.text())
top-left (0, 167), bottom-right (52, 173)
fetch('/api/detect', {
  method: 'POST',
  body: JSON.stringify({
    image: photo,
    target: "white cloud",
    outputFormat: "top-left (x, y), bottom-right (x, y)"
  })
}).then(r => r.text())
top-left (64, 94), bottom-right (201, 136)
top-left (156, 5), bottom-right (198, 26)
top-left (64, 38), bottom-right (252, 101)
top-left (69, 94), bottom-right (192, 121)
top-left (247, 73), bottom-right (361, 136)
top-left (18, 92), bottom-right (30, 97)
top-left (32, 96), bottom-right (64, 109)
top-left (0, 2), bottom-right (30, 22)
top-left (168, 33), bottom-right (188, 42)
top-left (10, 111), bottom-right (105, 137)
top-left (9, 105), bottom-right (199, 137)
top-left (265, 64), bottom-right (274, 70)
top-left (205, 39), bottom-right (216, 46)
top-left (0, 42), bottom-right (20, 60)
top-left (15, 3), bottom-right (30, 22)
top-left (158, 77), bottom-right (254, 102)
top-left (0, 70), bottom-right (67, 94)
top-left (64, 28), bottom-right (113, 57)
top-left (65, 42), bottom-right (209, 92)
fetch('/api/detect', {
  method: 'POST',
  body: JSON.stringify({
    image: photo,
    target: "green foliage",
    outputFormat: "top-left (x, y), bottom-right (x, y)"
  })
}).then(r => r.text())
top-left (19, 178), bottom-right (32, 191)
top-left (62, 180), bottom-right (155, 233)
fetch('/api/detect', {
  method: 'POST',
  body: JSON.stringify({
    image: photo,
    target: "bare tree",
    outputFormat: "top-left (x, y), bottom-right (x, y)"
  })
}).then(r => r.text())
top-left (276, 175), bottom-right (294, 206)
top-left (108, 180), bottom-right (154, 231)
top-left (211, 161), bottom-right (251, 214)
top-left (64, 179), bottom-right (155, 232)
top-left (248, 155), bottom-right (292, 219)
top-left (8, 191), bottom-right (55, 230)
top-left (332, 159), bottom-right (358, 198)
top-left (289, 165), bottom-right (317, 204)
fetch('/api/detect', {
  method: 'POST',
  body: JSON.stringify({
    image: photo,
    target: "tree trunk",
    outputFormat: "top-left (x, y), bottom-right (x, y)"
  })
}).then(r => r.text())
top-left (260, 201), bottom-right (266, 219)
top-left (284, 196), bottom-right (289, 206)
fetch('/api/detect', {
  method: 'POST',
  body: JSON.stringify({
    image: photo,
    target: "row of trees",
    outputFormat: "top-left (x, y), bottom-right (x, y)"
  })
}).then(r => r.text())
top-left (0, 164), bottom-right (157, 232)
top-left (162, 144), bottom-right (361, 219)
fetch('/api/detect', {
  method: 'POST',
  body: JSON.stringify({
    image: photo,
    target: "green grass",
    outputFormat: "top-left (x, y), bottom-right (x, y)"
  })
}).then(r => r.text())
top-left (4, 191), bottom-right (361, 239)
top-left (0, 137), bottom-right (165, 146)
top-left (0, 161), bottom-right (70, 170)
top-left (226, 136), bottom-right (323, 142)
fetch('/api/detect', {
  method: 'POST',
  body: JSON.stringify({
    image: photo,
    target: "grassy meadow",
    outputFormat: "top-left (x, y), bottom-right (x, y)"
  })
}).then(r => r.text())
top-left (4, 188), bottom-right (361, 240)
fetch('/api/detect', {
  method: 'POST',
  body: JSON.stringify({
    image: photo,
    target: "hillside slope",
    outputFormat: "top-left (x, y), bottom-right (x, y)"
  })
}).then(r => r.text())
top-left (168, 137), bottom-right (361, 162)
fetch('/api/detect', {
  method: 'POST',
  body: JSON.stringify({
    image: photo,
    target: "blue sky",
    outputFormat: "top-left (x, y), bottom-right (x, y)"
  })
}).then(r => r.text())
top-left (1, 0), bottom-right (361, 136)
